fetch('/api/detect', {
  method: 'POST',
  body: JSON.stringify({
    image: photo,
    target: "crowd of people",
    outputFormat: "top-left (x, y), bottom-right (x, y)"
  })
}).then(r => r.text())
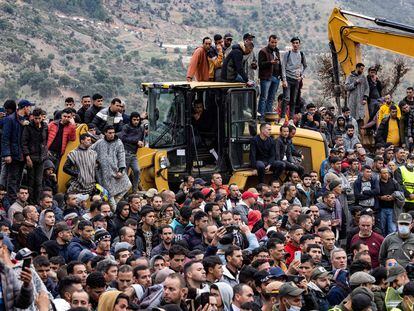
top-left (0, 30), bottom-right (413, 311)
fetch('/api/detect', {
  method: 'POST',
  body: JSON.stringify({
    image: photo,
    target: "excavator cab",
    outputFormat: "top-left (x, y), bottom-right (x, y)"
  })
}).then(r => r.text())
top-left (140, 82), bottom-right (257, 191)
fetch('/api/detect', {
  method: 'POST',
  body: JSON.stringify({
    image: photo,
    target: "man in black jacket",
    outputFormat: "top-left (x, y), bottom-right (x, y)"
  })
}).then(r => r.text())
top-left (258, 34), bottom-right (282, 118)
top-left (84, 93), bottom-right (104, 124)
top-left (221, 41), bottom-right (254, 83)
top-left (120, 112), bottom-right (144, 193)
top-left (76, 95), bottom-right (91, 123)
top-left (249, 123), bottom-right (284, 184)
top-left (21, 108), bottom-right (48, 204)
top-left (275, 125), bottom-right (304, 177)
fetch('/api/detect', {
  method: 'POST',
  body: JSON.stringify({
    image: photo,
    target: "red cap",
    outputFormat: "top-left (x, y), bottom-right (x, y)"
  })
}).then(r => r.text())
top-left (241, 191), bottom-right (259, 200)
top-left (201, 188), bottom-right (214, 197)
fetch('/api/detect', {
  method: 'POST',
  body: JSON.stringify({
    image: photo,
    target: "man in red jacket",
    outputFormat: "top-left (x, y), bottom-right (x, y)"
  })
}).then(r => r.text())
top-left (285, 224), bottom-right (304, 265)
top-left (47, 108), bottom-right (76, 170)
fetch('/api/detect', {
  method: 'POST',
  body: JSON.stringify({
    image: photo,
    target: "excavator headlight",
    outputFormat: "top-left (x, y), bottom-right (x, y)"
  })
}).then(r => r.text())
top-left (160, 156), bottom-right (170, 169)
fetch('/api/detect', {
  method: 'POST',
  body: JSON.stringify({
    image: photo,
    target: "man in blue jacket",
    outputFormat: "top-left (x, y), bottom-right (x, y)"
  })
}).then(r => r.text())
top-left (1, 99), bottom-right (33, 202)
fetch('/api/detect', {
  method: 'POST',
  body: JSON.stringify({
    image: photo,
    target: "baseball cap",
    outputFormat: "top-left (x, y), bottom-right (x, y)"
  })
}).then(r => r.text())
top-left (349, 271), bottom-right (376, 286)
top-left (224, 33), bottom-right (233, 39)
top-left (201, 188), bottom-right (214, 197)
top-left (243, 33), bottom-right (255, 40)
top-left (398, 213), bottom-right (412, 224)
top-left (403, 281), bottom-right (414, 296)
top-left (194, 178), bottom-right (207, 186)
top-left (311, 267), bottom-right (331, 280)
top-left (268, 267), bottom-right (286, 280)
top-left (18, 99), bottom-right (35, 109)
top-left (15, 248), bottom-right (34, 260)
top-left (386, 265), bottom-right (407, 283)
top-left (241, 191), bottom-right (259, 200)
top-left (279, 282), bottom-right (304, 297)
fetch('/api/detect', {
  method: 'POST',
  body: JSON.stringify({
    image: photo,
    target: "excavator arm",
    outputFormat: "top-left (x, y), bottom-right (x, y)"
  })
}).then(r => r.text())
top-left (328, 7), bottom-right (414, 106)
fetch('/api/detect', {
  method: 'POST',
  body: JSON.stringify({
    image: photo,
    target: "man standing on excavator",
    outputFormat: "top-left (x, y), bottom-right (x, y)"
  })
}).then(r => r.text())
top-left (345, 63), bottom-right (369, 127)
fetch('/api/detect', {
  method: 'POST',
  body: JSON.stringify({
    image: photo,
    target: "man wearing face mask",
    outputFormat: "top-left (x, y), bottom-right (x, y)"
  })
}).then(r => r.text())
top-left (384, 265), bottom-right (409, 310)
top-left (395, 154), bottom-right (414, 212)
top-left (393, 281), bottom-right (414, 311)
top-left (379, 213), bottom-right (414, 267)
top-left (278, 282), bottom-right (304, 311)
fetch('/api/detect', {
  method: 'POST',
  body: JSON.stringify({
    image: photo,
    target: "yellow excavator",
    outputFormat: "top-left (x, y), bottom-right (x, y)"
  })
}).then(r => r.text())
top-left (328, 7), bottom-right (414, 107)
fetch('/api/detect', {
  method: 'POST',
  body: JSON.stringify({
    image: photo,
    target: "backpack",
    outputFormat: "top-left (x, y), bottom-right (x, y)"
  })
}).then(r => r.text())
top-left (287, 50), bottom-right (305, 65)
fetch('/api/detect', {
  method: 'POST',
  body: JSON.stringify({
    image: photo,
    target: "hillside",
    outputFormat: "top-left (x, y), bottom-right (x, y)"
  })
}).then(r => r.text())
top-left (0, 0), bottom-right (413, 112)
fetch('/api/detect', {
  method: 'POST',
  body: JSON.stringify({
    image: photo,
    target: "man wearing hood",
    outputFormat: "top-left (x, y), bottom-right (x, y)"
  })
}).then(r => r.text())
top-left (27, 209), bottom-right (55, 253)
top-left (120, 111), bottom-right (144, 193)
top-left (110, 201), bottom-right (130, 238)
top-left (395, 153), bottom-right (414, 212)
top-left (211, 282), bottom-right (234, 311)
top-left (341, 106), bottom-right (360, 137)
top-left (91, 125), bottom-right (131, 209)
top-left (221, 41), bottom-right (254, 83)
top-left (67, 220), bottom-right (96, 262)
top-left (344, 63), bottom-right (369, 123)
top-left (97, 290), bottom-right (129, 311)
top-left (63, 133), bottom-right (98, 195)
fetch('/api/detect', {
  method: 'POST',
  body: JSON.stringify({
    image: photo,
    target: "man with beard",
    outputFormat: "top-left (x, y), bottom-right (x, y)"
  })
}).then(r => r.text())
top-left (255, 210), bottom-right (278, 241)
top-left (85, 272), bottom-right (106, 311)
top-left (63, 133), bottom-right (98, 195)
top-left (150, 225), bottom-right (174, 257)
top-left (345, 63), bottom-right (369, 123)
top-left (307, 244), bottom-right (323, 265)
top-left (42, 222), bottom-right (72, 261)
top-left (184, 260), bottom-right (208, 299)
top-left (307, 266), bottom-right (331, 311)
top-left (205, 202), bottom-right (222, 226)
top-left (222, 245), bottom-right (243, 287)
top-left (47, 108), bottom-right (76, 169)
top-left (160, 273), bottom-right (189, 310)
top-left (196, 225), bottom-right (226, 254)
top-left (91, 125), bottom-right (131, 208)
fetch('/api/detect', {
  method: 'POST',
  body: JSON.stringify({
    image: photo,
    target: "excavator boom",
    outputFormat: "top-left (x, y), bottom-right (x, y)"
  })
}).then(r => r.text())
top-left (328, 7), bottom-right (414, 77)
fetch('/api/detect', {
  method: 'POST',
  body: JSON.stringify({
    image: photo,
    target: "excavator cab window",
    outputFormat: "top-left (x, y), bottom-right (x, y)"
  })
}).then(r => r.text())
top-left (228, 88), bottom-right (257, 169)
top-left (148, 87), bottom-right (185, 148)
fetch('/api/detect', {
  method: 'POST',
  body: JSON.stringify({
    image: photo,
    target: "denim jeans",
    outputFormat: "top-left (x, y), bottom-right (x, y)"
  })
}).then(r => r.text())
top-left (380, 208), bottom-right (396, 237)
top-left (259, 76), bottom-right (280, 118)
top-left (125, 151), bottom-right (140, 192)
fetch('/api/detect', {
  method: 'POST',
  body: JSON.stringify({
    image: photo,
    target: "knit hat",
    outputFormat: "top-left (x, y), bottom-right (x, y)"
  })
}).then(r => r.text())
top-left (329, 179), bottom-right (341, 191)
top-left (94, 229), bottom-right (111, 243)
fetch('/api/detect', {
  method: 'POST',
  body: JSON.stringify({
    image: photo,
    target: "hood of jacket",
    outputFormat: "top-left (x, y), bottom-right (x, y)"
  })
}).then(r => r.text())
top-left (333, 115), bottom-right (346, 129)
top-left (215, 282), bottom-right (234, 311)
top-left (97, 290), bottom-right (122, 311)
top-left (115, 201), bottom-right (129, 219)
top-left (231, 43), bottom-right (244, 53)
top-left (39, 210), bottom-right (54, 240)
